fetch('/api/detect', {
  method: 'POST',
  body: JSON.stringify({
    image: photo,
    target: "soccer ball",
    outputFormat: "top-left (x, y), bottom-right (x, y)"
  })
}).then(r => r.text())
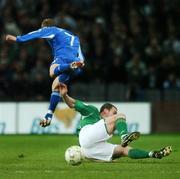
top-left (65, 145), bottom-right (83, 165)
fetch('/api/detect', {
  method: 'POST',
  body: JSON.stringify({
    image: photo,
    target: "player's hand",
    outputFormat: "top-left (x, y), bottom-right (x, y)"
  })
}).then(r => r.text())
top-left (39, 119), bottom-right (51, 127)
top-left (5, 35), bottom-right (17, 42)
top-left (70, 61), bottom-right (84, 69)
top-left (59, 83), bottom-right (68, 96)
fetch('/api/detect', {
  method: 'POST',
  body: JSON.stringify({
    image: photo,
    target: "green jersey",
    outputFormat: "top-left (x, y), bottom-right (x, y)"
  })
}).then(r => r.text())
top-left (74, 100), bottom-right (101, 132)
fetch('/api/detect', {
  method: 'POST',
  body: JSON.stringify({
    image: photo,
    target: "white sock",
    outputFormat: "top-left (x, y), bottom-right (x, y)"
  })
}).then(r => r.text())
top-left (149, 151), bottom-right (154, 157)
top-left (47, 110), bottom-right (53, 114)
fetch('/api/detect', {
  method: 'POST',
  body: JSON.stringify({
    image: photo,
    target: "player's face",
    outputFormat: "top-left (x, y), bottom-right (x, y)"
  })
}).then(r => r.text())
top-left (108, 107), bottom-right (117, 116)
top-left (102, 107), bottom-right (117, 117)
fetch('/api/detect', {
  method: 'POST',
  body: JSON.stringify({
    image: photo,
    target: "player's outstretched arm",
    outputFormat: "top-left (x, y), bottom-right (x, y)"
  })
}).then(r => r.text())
top-left (59, 83), bottom-right (76, 108)
top-left (5, 35), bottom-right (17, 42)
top-left (7, 28), bottom-right (55, 43)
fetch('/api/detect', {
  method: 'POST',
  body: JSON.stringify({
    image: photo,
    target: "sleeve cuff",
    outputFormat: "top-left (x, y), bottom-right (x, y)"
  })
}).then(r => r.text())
top-left (16, 36), bottom-right (21, 42)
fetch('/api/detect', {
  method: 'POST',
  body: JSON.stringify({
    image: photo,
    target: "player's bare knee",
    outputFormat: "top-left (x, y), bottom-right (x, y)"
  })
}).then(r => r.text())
top-left (52, 77), bottom-right (60, 91)
top-left (50, 64), bottom-right (58, 78)
top-left (113, 145), bottom-right (131, 158)
top-left (122, 146), bottom-right (132, 156)
top-left (50, 68), bottom-right (56, 78)
top-left (49, 71), bottom-right (55, 78)
top-left (116, 113), bottom-right (126, 121)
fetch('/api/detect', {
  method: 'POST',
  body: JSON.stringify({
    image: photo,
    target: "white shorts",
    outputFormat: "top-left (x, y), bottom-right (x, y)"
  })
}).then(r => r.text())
top-left (79, 119), bottom-right (117, 161)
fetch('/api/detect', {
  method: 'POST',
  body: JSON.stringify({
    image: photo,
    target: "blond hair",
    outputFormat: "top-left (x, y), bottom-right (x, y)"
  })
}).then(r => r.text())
top-left (41, 18), bottom-right (56, 27)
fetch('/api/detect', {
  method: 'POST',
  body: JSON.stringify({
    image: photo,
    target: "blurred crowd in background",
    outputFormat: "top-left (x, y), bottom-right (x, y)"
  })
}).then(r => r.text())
top-left (0, 0), bottom-right (180, 101)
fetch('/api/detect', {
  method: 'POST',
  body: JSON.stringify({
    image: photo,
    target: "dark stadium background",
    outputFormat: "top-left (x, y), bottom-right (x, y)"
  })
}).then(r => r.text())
top-left (0, 0), bottom-right (179, 132)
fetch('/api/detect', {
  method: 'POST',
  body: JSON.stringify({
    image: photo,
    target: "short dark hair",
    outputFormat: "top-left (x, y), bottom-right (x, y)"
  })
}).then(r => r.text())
top-left (41, 18), bottom-right (56, 27)
top-left (100, 103), bottom-right (117, 113)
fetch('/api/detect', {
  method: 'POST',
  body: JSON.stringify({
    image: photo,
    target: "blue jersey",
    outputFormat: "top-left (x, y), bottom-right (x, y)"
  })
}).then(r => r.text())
top-left (16, 26), bottom-right (84, 63)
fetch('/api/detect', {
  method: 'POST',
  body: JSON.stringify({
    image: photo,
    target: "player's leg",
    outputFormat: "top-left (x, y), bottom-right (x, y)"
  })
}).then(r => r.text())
top-left (50, 62), bottom-right (84, 78)
top-left (40, 77), bottom-right (61, 127)
top-left (40, 73), bottom-right (72, 127)
top-left (112, 145), bottom-right (149, 159)
top-left (104, 113), bottom-right (140, 147)
top-left (50, 64), bottom-right (71, 78)
top-left (82, 143), bottom-right (172, 162)
top-left (40, 64), bottom-right (84, 127)
top-left (112, 145), bottom-right (172, 160)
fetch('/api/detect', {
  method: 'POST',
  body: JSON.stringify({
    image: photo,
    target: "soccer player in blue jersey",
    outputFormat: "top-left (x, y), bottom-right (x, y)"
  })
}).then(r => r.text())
top-left (6, 18), bottom-right (85, 127)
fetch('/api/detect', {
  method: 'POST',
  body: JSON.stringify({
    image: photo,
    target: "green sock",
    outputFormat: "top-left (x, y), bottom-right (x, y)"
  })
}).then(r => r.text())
top-left (115, 118), bottom-right (128, 137)
top-left (128, 149), bottom-right (150, 159)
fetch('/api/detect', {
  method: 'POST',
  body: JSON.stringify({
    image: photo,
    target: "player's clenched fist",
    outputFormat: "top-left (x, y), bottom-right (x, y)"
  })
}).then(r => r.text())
top-left (5, 34), bottom-right (17, 42)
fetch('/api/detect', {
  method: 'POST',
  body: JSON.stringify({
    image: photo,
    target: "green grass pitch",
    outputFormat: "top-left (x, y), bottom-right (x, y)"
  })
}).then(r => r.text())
top-left (0, 134), bottom-right (180, 179)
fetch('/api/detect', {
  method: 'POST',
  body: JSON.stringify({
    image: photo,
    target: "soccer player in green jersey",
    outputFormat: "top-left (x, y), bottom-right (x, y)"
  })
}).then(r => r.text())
top-left (59, 83), bottom-right (172, 162)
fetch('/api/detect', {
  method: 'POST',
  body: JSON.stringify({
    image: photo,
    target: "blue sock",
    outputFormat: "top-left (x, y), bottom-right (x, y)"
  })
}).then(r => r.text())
top-left (48, 91), bottom-right (62, 113)
top-left (54, 64), bottom-right (71, 76)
